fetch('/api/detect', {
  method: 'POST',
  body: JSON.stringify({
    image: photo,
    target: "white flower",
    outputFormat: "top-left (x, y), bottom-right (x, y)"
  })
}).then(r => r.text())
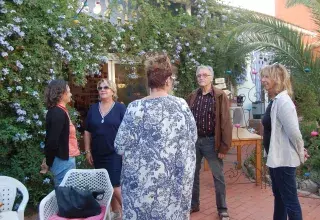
top-left (16, 60), bottom-right (24, 70)
top-left (165, 33), bottom-right (170, 38)
top-left (7, 87), bottom-right (12, 92)
top-left (197, 41), bottom-right (201, 45)
top-left (24, 176), bottom-right (29, 181)
top-left (0, 8), bottom-right (7, 14)
top-left (208, 33), bottom-right (211, 37)
top-left (47, 9), bottom-right (52, 14)
top-left (99, 56), bottom-right (108, 63)
top-left (130, 36), bottom-right (135, 41)
top-left (221, 15), bottom-right (228, 21)
top-left (128, 25), bottom-right (133, 30)
top-left (10, 10), bottom-right (16, 13)
top-left (16, 86), bottom-right (23, 91)
top-left (138, 50), bottom-right (146, 56)
top-left (33, 114), bottom-right (39, 119)
top-left (26, 76), bottom-right (32, 81)
top-left (26, 119), bottom-right (31, 124)
top-left (32, 91), bottom-right (39, 98)
top-left (120, 44), bottom-right (126, 49)
top-left (185, 42), bottom-right (190, 47)
top-left (43, 178), bottom-right (50, 184)
top-left (49, 69), bottom-right (54, 74)
top-left (1, 52), bottom-right (8, 57)
top-left (18, 31), bottom-right (25, 37)
top-left (12, 103), bottom-right (21, 109)
top-left (13, 17), bottom-right (22, 23)
top-left (128, 73), bottom-right (139, 79)
top-left (0, 0), bottom-right (5, 6)
top-left (48, 28), bottom-right (55, 34)
top-left (201, 47), bottom-right (207, 52)
top-left (58, 15), bottom-right (66, 20)
top-left (67, 4), bottom-right (73, 9)
top-left (16, 109), bottom-right (26, 115)
top-left (157, 31), bottom-right (160, 35)
top-left (17, 116), bottom-right (25, 122)
top-left (13, 0), bottom-right (23, 5)
top-left (36, 120), bottom-right (42, 126)
top-left (7, 46), bottom-right (14, 51)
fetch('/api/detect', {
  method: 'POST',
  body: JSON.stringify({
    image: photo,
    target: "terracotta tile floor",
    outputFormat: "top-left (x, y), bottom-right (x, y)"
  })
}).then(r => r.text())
top-left (191, 148), bottom-right (320, 220)
top-left (26, 148), bottom-right (320, 220)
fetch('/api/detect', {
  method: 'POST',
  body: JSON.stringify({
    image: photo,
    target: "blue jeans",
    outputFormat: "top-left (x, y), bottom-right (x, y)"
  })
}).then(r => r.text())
top-left (191, 136), bottom-right (227, 212)
top-left (50, 157), bottom-right (76, 187)
top-left (269, 167), bottom-right (302, 220)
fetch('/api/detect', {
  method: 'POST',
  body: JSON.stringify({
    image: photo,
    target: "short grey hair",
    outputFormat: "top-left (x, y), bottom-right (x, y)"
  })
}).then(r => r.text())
top-left (196, 65), bottom-right (214, 77)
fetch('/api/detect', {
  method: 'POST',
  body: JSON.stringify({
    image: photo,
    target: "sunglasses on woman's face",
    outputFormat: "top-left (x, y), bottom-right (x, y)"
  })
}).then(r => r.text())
top-left (98, 86), bottom-right (109, 91)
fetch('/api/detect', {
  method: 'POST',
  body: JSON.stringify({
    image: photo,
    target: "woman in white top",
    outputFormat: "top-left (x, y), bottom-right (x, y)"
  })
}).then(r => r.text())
top-left (261, 64), bottom-right (308, 220)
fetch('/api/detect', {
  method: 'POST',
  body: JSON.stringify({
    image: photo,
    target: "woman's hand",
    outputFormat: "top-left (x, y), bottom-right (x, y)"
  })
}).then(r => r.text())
top-left (304, 148), bottom-right (310, 162)
top-left (40, 158), bottom-right (49, 174)
top-left (86, 152), bottom-right (94, 166)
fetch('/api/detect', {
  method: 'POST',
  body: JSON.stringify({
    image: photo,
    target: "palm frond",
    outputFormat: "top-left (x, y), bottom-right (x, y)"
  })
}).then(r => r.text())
top-left (286, 0), bottom-right (320, 8)
top-left (227, 14), bottom-right (320, 94)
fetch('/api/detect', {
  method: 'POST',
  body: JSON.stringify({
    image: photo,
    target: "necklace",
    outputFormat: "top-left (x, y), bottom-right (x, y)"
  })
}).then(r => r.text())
top-left (99, 102), bottom-right (115, 123)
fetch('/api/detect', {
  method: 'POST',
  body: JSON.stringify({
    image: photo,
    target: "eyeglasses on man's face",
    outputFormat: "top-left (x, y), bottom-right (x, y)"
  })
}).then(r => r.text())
top-left (98, 86), bottom-right (109, 91)
top-left (196, 74), bottom-right (211, 79)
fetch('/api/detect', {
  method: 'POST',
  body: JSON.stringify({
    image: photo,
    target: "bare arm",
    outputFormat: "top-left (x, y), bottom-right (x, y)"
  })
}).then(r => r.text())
top-left (84, 130), bottom-right (93, 166)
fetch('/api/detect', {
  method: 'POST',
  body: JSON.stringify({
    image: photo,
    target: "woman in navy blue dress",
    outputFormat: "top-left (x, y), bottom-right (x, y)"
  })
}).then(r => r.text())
top-left (84, 79), bottom-right (126, 219)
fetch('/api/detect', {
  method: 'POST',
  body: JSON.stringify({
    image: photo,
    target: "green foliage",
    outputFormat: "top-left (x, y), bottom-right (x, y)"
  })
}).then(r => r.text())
top-left (108, 1), bottom-right (246, 97)
top-left (294, 82), bottom-right (320, 122)
top-left (0, 0), bottom-right (114, 207)
top-left (0, 0), bottom-right (247, 208)
top-left (228, 12), bottom-right (320, 98)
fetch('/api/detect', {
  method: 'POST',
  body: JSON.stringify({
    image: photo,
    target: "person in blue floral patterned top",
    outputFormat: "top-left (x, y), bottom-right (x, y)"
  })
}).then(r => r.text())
top-left (114, 54), bottom-right (197, 220)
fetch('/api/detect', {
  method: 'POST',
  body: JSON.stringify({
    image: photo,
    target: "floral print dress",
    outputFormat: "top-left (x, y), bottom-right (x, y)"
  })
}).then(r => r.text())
top-left (115, 95), bottom-right (197, 220)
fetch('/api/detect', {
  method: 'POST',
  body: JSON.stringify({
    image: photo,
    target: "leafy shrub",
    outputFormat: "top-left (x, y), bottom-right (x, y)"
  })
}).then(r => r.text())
top-left (0, 0), bottom-right (247, 208)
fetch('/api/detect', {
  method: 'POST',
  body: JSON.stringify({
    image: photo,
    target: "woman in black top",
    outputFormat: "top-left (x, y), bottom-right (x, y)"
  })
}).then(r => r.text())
top-left (43, 79), bottom-right (79, 187)
top-left (262, 100), bottom-right (273, 155)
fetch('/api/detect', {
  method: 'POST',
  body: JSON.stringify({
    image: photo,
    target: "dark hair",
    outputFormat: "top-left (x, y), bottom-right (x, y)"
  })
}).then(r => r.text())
top-left (145, 54), bottom-right (172, 89)
top-left (45, 79), bottom-right (67, 108)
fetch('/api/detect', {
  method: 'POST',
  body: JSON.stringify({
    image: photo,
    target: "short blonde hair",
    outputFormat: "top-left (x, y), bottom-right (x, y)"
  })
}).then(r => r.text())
top-left (97, 79), bottom-right (118, 100)
top-left (260, 64), bottom-right (293, 97)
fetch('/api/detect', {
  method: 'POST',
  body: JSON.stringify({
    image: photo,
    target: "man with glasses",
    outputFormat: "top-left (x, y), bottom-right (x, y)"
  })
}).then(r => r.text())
top-left (187, 66), bottom-right (232, 219)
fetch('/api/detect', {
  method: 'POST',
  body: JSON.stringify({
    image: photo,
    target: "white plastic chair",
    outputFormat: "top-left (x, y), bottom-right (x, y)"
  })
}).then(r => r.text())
top-left (39, 169), bottom-right (114, 220)
top-left (0, 176), bottom-right (29, 220)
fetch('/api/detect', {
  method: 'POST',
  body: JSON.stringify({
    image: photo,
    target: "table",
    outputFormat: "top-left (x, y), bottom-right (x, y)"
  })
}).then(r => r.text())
top-left (203, 127), bottom-right (262, 185)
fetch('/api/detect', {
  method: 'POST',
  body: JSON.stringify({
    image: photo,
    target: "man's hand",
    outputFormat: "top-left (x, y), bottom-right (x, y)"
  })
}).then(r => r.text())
top-left (218, 153), bottom-right (226, 159)
top-left (86, 152), bottom-right (94, 166)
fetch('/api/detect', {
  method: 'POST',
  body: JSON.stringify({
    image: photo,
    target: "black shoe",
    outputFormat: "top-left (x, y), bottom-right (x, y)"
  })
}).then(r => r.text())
top-left (190, 207), bottom-right (200, 214)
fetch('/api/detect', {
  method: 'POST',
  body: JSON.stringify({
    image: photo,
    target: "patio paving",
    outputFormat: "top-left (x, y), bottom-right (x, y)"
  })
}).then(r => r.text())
top-left (191, 148), bottom-right (320, 220)
top-left (26, 148), bottom-right (320, 220)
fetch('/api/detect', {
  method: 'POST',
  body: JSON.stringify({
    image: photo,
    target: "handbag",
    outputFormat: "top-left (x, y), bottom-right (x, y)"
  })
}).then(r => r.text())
top-left (55, 186), bottom-right (105, 218)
